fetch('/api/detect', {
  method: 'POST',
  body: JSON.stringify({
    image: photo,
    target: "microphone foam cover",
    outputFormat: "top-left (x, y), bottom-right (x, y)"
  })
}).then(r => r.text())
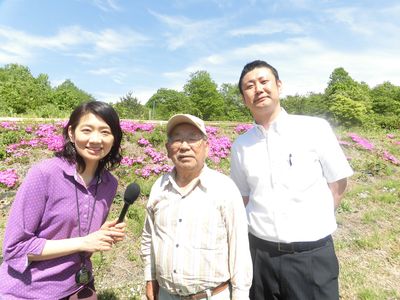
top-left (124, 183), bottom-right (140, 204)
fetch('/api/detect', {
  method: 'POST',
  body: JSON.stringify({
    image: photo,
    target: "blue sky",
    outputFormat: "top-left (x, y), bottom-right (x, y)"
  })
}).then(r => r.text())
top-left (0, 0), bottom-right (399, 104)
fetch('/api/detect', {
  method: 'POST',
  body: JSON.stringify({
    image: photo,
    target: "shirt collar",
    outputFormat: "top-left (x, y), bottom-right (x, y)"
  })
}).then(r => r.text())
top-left (160, 165), bottom-right (211, 191)
top-left (61, 158), bottom-right (77, 178)
top-left (60, 157), bottom-right (107, 185)
top-left (253, 108), bottom-right (289, 136)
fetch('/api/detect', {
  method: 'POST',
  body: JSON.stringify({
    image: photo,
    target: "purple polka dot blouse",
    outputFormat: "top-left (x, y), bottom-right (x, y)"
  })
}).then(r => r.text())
top-left (0, 157), bottom-right (118, 299)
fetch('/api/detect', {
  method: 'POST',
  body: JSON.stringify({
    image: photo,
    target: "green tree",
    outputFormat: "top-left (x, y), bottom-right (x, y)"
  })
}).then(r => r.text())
top-left (0, 64), bottom-right (52, 115)
top-left (145, 88), bottom-right (191, 120)
top-left (52, 79), bottom-right (94, 113)
top-left (282, 93), bottom-right (329, 118)
top-left (183, 71), bottom-right (224, 120)
top-left (113, 91), bottom-right (148, 120)
top-left (219, 83), bottom-right (251, 121)
top-left (370, 81), bottom-right (400, 128)
top-left (329, 94), bottom-right (368, 126)
top-left (325, 67), bottom-right (372, 126)
top-left (281, 94), bottom-right (307, 114)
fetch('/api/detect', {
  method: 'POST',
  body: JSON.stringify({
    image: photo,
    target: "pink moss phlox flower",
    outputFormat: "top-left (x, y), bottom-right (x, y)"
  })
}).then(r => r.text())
top-left (138, 165), bottom-right (152, 178)
top-left (6, 136), bottom-right (60, 153)
top-left (134, 156), bottom-right (145, 164)
top-left (121, 156), bottom-right (145, 166)
top-left (209, 156), bottom-right (221, 164)
top-left (144, 146), bottom-right (167, 163)
top-left (348, 133), bottom-right (374, 150)
top-left (57, 120), bottom-right (68, 128)
top-left (41, 135), bottom-right (64, 151)
top-left (152, 165), bottom-right (163, 175)
top-left (234, 124), bottom-right (253, 134)
top-left (138, 123), bottom-right (155, 132)
top-left (0, 169), bottom-right (19, 188)
top-left (134, 163), bottom-right (174, 178)
top-left (382, 151), bottom-right (400, 165)
top-left (25, 126), bottom-right (34, 133)
top-left (161, 164), bottom-right (173, 173)
top-left (386, 134), bottom-right (395, 139)
top-left (138, 138), bottom-right (151, 146)
top-left (206, 126), bottom-right (218, 136)
top-left (12, 150), bottom-right (28, 158)
top-left (339, 140), bottom-right (352, 146)
top-left (6, 144), bottom-right (19, 153)
top-left (0, 121), bottom-right (18, 130)
top-left (208, 136), bottom-right (232, 160)
top-left (120, 121), bottom-right (155, 133)
top-left (396, 141), bottom-right (400, 145)
top-left (35, 124), bottom-right (58, 137)
top-left (121, 157), bottom-right (134, 166)
top-left (28, 139), bottom-right (41, 147)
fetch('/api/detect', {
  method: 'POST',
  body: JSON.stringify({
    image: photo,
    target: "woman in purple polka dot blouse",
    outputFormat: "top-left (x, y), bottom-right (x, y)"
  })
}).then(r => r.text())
top-left (0, 101), bottom-right (126, 299)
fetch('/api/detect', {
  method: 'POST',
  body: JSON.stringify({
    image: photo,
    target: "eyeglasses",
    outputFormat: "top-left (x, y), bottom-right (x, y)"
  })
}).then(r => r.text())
top-left (168, 135), bottom-right (206, 147)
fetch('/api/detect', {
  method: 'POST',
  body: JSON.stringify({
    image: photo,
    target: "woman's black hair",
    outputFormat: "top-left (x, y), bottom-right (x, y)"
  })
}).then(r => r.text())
top-left (56, 101), bottom-right (123, 174)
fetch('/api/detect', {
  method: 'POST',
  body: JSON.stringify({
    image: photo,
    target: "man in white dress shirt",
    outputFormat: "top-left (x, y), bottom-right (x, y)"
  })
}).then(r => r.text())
top-left (230, 60), bottom-right (353, 300)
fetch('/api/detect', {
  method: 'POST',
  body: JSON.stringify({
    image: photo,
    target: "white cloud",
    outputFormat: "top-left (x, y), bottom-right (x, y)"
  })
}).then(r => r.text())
top-left (91, 0), bottom-right (121, 12)
top-left (88, 67), bottom-right (116, 75)
top-left (94, 28), bottom-right (148, 52)
top-left (93, 91), bottom-right (122, 103)
top-left (0, 25), bottom-right (149, 64)
top-left (0, 40), bottom-right (33, 64)
top-left (94, 88), bottom-right (154, 104)
top-left (0, 25), bottom-right (83, 50)
top-left (325, 7), bottom-right (373, 36)
top-left (149, 10), bottom-right (224, 50)
top-left (324, 3), bottom-right (400, 43)
top-left (87, 67), bottom-right (127, 85)
top-left (229, 20), bottom-right (305, 36)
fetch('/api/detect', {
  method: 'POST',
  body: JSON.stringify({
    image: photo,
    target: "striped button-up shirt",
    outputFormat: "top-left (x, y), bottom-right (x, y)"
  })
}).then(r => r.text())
top-left (141, 166), bottom-right (252, 300)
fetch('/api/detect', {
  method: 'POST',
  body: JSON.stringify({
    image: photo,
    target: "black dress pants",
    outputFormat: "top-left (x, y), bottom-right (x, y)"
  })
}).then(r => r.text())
top-left (249, 234), bottom-right (339, 300)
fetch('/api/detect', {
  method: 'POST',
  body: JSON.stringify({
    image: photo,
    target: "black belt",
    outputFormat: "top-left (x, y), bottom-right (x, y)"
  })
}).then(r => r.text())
top-left (249, 233), bottom-right (332, 254)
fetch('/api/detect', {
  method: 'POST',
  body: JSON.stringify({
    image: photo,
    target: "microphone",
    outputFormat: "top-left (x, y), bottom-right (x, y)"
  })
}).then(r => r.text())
top-left (117, 183), bottom-right (140, 223)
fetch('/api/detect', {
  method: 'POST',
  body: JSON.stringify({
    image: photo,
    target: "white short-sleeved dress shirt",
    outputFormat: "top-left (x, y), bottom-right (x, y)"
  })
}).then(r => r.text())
top-left (230, 109), bottom-right (353, 243)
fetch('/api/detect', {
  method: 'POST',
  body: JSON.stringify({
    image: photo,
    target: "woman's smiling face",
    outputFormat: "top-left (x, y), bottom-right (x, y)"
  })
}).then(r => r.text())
top-left (68, 113), bottom-right (115, 166)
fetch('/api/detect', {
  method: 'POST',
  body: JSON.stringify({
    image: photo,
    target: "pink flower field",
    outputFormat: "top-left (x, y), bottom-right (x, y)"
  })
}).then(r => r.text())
top-left (1, 120), bottom-right (400, 190)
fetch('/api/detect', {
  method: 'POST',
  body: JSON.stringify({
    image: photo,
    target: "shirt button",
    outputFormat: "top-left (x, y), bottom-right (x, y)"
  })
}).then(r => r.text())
top-left (173, 270), bottom-right (177, 273)
top-left (176, 244), bottom-right (179, 248)
top-left (179, 219), bottom-right (182, 222)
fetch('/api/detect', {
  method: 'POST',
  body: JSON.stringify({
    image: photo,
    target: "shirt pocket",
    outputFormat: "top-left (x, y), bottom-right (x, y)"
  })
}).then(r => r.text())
top-left (189, 205), bottom-right (226, 250)
top-left (280, 150), bottom-right (322, 192)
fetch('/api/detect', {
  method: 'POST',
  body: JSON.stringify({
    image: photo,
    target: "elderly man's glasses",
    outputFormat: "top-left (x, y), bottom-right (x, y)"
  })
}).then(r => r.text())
top-left (168, 135), bottom-right (206, 147)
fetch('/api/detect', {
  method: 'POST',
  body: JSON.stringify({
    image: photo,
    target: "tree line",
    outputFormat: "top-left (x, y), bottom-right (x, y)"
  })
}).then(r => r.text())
top-left (1, 64), bottom-right (399, 129)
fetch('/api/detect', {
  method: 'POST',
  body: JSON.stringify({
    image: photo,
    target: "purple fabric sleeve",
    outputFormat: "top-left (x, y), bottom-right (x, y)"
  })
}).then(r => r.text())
top-left (2, 164), bottom-right (48, 273)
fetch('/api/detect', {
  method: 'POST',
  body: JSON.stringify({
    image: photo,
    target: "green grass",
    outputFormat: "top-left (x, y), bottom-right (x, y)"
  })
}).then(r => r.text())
top-left (357, 288), bottom-right (399, 300)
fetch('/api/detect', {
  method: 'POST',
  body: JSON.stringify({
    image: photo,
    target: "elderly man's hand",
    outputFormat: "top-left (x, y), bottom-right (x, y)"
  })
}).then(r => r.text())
top-left (146, 280), bottom-right (159, 300)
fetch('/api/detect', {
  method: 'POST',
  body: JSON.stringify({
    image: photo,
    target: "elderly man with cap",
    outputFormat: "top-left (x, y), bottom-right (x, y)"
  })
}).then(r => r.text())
top-left (141, 114), bottom-right (252, 300)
